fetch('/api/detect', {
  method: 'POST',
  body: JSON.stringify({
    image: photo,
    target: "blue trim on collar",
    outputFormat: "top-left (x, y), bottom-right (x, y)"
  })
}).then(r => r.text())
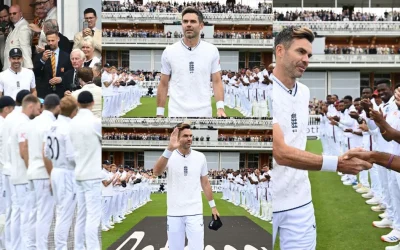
top-left (270, 74), bottom-right (297, 97)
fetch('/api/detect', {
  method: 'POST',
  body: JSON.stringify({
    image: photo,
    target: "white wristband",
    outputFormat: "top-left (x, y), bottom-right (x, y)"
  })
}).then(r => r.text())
top-left (162, 149), bottom-right (173, 159)
top-left (321, 155), bottom-right (338, 172)
top-left (216, 101), bottom-right (224, 110)
top-left (209, 200), bottom-right (216, 208)
top-left (156, 107), bottom-right (165, 116)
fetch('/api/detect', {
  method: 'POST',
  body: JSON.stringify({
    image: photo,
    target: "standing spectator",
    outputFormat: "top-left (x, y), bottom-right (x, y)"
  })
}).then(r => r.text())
top-left (73, 8), bottom-right (101, 59)
top-left (37, 19), bottom-right (72, 54)
top-left (0, 5), bottom-right (10, 69)
top-left (61, 49), bottom-right (84, 92)
top-left (81, 36), bottom-right (101, 67)
top-left (0, 48), bottom-right (37, 99)
top-left (3, 5), bottom-right (33, 70)
top-left (33, 31), bottom-right (73, 98)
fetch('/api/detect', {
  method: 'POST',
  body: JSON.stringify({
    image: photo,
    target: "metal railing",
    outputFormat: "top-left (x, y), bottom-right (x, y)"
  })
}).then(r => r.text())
top-left (274, 21), bottom-right (400, 34)
top-left (102, 37), bottom-right (273, 47)
top-left (102, 139), bottom-right (272, 148)
top-left (272, 54), bottom-right (400, 65)
top-left (102, 118), bottom-right (272, 129)
top-left (102, 12), bottom-right (274, 24)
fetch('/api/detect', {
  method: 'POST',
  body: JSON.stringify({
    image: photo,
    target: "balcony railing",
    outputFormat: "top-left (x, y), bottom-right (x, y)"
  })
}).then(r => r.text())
top-left (102, 139), bottom-right (272, 149)
top-left (273, 54), bottom-right (400, 66)
top-left (102, 37), bottom-right (273, 48)
top-left (102, 118), bottom-right (272, 130)
top-left (274, 21), bottom-right (400, 35)
top-left (102, 12), bottom-right (273, 24)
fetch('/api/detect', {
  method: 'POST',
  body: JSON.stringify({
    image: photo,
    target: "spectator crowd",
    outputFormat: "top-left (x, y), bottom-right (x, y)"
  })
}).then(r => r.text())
top-left (274, 9), bottom-right (400, 21)
top-left (324, 44), bottom-right (400, 55)
top-left (102, 1), bottom-right (273, 14)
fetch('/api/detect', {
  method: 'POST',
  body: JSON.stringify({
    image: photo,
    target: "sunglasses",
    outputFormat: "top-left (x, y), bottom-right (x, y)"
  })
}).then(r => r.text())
top-left (9, 12), bottom-right (19, 16)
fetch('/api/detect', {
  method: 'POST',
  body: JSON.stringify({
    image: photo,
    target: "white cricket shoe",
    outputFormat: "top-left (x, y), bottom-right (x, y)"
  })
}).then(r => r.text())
top-left (353, 183), bottom-right (363, 190)
top-left (371, 204), bottom-right (386, 212)
top-left (380, 212), bottom-right (387, 219)
top-left (382, 229), bottom-right (400, 243)
top-left (102, 226), bottom-right (109, 232)
top-left (356, 187), bottom-right (370, 194)
top-left (362, 191), bottom-right (374, 199)
top-left (373, 218), bottom-right (393, 228)
top-left (386, 244), bottom-right (400, 250)
top-left (366, 197), bottom-right (380, 205)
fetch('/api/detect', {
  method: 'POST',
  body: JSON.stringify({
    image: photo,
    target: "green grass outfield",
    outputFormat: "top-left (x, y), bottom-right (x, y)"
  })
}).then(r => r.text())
top-left (122, 97), bottom-right (243, 117)
top-left (102, 193), bottom-right (272, 250)
top-left (298, 140), bottom-right (392, 250)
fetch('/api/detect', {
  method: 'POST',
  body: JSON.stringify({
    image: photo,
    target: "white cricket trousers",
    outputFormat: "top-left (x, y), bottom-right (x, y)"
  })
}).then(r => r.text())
top-left (74, 179), bottom-right (102, 250)
top-left (10, 183), bottom-right (31, 250)
top-left (51, 168), bottom-right (77, 250)
top-left (167, 215), bottom-right (204, 250)
top-left (30, 179), bottom-right (55, 250)
top-left (1, 174), bottom-right (11, 250)
top-left (273, 202), bottom-right (316, 250)
top-left (102, 196), bottom-right (112, 227)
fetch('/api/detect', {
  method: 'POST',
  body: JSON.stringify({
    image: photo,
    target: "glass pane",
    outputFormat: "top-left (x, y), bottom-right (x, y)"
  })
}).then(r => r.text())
top-left (121, 51), bottom-right (130, 68)
top-left (239, 52), bottom-right (246, 62)
top-left (106, 51), bottom-right (118, 67)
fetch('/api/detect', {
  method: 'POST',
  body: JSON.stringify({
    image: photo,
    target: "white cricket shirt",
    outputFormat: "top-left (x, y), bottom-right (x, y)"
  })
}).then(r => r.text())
top-left (10, 112), bottom-right (31, 185)
top-left (69, 109), bottom-right (102, 181)
top-left (0, 68), bottom-right (35, 100)
top-left (271, 74), bottom-right (311, 212)
top-left (0, 116), bottom-right (4, 170)
top-left (44, 115), bottom-right (75, 171)
top-left (26, 110), bottom-right (56, 180)
top-left (166, 149), bottom-right (208, 216)
top-left (161, 40), bottom-right (221, 117)
top-left (102, 168), bottom-right (114, 196)
top-left (2, 106), bottom-right (22, 176)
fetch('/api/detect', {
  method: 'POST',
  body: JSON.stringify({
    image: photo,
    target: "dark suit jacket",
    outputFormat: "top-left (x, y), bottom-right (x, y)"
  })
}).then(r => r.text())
top-left (33, 48), bottom-right (73, 98)
top-left (62, 68), bottom-right (82, 91)
top-left (58, 32), bottom-right (72, 54)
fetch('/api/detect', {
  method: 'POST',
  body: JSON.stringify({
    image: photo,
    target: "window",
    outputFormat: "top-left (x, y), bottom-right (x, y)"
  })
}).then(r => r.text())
top-left (105, 51), bottom-right (118, 68)
top-left (239, 153), bottom-right (246, 169)
top-left (239, 52), bottom-right (246, 69)
top-left (248, 52), bottom-right (261, 69)
top-left (121, 51), bottom-right (130, 68)
top-left (247, 153), bottom-right (259, 169)
top-left (124, 152), bottom-right (135, 167)
top-left (137, 152), bottom-right (144, 168)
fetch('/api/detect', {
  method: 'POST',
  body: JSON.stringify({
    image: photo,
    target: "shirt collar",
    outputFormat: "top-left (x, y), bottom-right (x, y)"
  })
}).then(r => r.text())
top-left (176, 148), bottom-right (192, 157)
top-left (41, 110), bottom-right (56, 121)
top-left (14, 17), bottom-right (24, 27)
top-left (8, 67), bottom-right (21, 74)
top-left (270, 73), bottom-right (297, 96)
top-left (180, 39), bottom-right (200, 51)
top-left (52, 47), bottom-right (60, 54)
top-left (77, 108), bottom-right (93, 116)
top-left (58, 114), bottom-right (71, 122)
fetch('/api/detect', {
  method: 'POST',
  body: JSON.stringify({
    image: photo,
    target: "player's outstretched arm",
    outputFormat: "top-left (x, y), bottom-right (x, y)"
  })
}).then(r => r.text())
top-left (273, 123), bottom-right (372, 174)
top-left (156, 74), bottom-right (170, 117)
top-left (369, 108), bottom-right (400, 143)
top-left (153, 128), bottom-right (179, 176)
top-left (345, 149), bottom-right (400, 173)
top-left (201, 175), bottom-right (219, 220)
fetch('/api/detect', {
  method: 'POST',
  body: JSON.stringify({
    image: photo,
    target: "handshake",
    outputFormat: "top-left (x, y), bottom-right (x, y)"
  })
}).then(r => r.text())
top-left (336, 148), bottom-right (372, 174)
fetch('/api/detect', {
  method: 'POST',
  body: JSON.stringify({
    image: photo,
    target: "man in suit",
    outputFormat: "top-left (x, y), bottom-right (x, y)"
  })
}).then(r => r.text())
top-left (62, 49), bottom-right (85, 92)
top-left (3, 5), bottom-right (32, 70)
top-left (33, 31), bottom-right (72, 99)
top-left (38, 19), bottom-right (72, 54)
top-left (73, 8), bottom-right (101, 59)
top-left (0, 5), bottom-right (11, 70)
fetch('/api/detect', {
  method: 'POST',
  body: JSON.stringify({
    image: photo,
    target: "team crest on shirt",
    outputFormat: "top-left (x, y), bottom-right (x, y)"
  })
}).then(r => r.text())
top-left (184, 166), bottom-right (188, 176)
top-left (189, 61), bottom-right (194, 74)
top-left (291, 113), bottom-right (298, 133)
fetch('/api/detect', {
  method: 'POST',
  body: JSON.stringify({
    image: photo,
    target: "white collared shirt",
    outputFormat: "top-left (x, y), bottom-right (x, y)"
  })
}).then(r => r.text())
top-left (0, 68), bottom-right (35, 100)
top-left (2, 106), bottom-right (22, 176)
top-left (44, 115), bottom-right (75, 171)
top-left (10, 112), bottom-right (30, 185)
top-left (26, 110), bottom-right (56, 180)
top-left (69, 108), bottom-right (101, 181)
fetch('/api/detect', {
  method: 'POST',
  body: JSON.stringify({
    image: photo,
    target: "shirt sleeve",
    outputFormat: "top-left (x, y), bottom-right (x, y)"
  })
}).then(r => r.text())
top-left (30, 71), bottom-right (36, 88)
top-left (160, 49), bottom-right (171, 75)
top-left (200, 154), bottom-right (208, 177)
top-left (18, 123), bottom-right (28, 143)
top-left (211, 47), bottom-right (221, 74)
